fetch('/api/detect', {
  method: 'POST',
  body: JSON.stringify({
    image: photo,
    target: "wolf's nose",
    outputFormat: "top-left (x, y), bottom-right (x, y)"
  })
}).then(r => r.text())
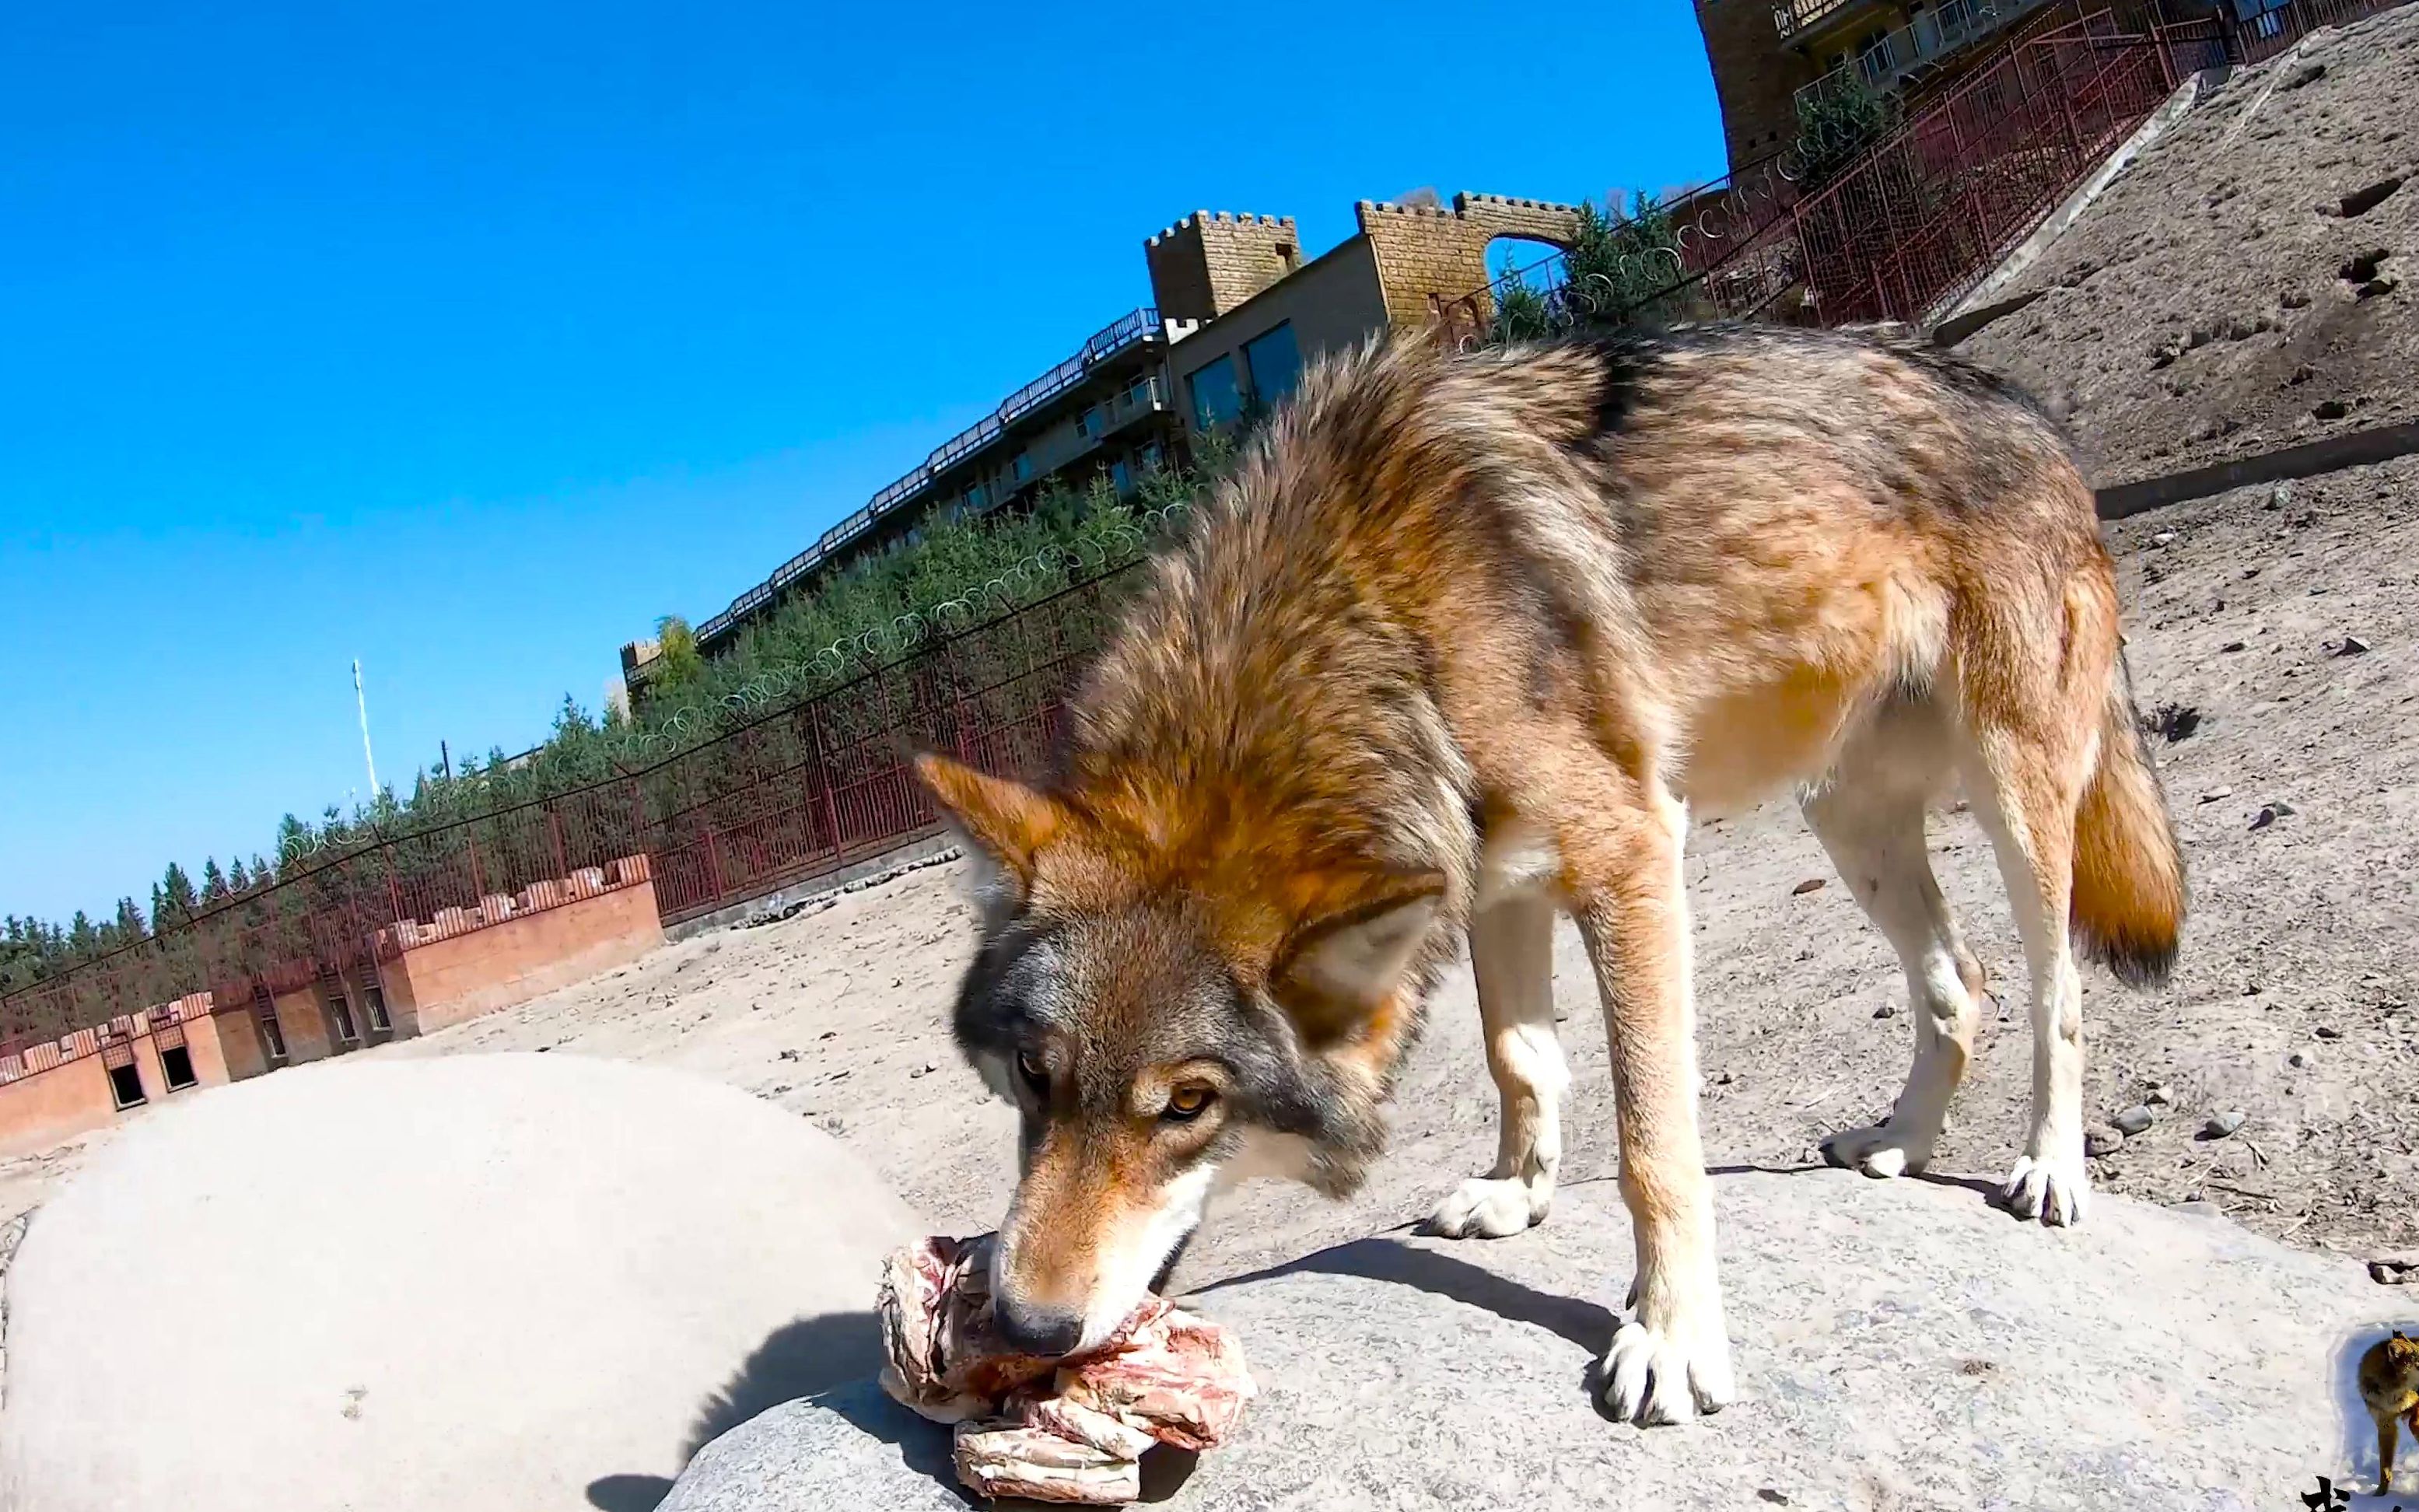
top-left (992, 1293), bottom-right (1085, 1357)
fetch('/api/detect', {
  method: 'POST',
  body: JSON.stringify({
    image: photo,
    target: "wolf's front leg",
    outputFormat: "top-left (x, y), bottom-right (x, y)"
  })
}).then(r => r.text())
top-left (1568, 789), bottom-right (1733, 1426)
top-left (1429, 890), bottom-right (1566, 1238)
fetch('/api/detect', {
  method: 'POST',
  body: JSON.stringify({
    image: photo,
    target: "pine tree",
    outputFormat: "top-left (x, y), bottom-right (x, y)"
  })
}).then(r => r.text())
top-left (113, 897), bottom-right (148, 944)
top-left (161, 862), bottom-right (198, 920)
top-left (201, 859), bottom-right (228, 902)
top-left (228, 858), bottom-right (251, 894)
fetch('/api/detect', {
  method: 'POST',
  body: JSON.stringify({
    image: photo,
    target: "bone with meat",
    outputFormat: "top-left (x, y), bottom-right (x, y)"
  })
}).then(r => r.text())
top-left (876, 1235), bottom-right (1256, 1504)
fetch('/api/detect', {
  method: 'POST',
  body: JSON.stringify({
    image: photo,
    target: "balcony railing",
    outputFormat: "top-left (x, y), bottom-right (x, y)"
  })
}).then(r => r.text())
top-left (695, 306), bottom-right (1166, 649)
top-left (1774, 0), bottom-right (1873, 40)
top-left (1794, 0), bottom-right (2051, 115)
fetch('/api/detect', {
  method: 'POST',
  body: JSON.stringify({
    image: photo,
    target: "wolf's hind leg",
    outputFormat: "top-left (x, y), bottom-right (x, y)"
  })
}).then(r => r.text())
top-left (1427, 891), bottom-right (1565, 1238)
top-left (1805, 746), bottom-right (1983, 1180)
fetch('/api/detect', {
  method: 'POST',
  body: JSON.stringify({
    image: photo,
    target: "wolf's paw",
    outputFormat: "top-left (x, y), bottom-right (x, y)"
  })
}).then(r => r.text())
top-left (2002, 1151), bottom-right (2089, 1227)
top-left (1819, 1121), bottom-right (1934, 1180)
top-left (1601, 1289), bottom-right (1733, 1426)
top-left (1424, 1176), bottom-right (1548, 1239)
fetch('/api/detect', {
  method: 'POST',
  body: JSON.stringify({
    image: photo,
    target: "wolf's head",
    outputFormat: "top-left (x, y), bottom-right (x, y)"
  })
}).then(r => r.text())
top-left (915, 751), bottom-right (1446, 1355)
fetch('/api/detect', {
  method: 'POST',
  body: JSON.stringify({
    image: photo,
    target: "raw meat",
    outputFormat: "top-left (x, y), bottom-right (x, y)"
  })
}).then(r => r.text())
top-left (877, 1234), bottom-right (1256, 1504)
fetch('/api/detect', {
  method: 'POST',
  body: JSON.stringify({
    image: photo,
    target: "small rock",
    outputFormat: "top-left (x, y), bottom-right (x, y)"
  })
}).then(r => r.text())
top-left (2314, 1024), bottom-right (2342, 1040)
top-left (2249, 806), bottom-right (2279, 831)
top-left (2144, 1085), bottom-right (2174, 1107)
top-left (2267, 799), bottom-right (2295, 817)
top-left (2198, 786), bottom-right (2233, 803)
top-left (889, 977), bottom-right (903, 989)
top-left (778, 1048), bottom-right (801, 1062)
top-left (2219, 641), bottom-right (2246, 653)
top-left (2288, 1051), bottom-right (2312, 1069)
top-left (1792, 877), bottom-right (1827, 895)
top-left (2113, 1104), bottom-right (2156, 1136)
top-left (2151, 530), bottom-right (2177, 546)
top-left (2143, 702), bottom-right (2200, 743)
top-left (2201, 1111), bottom-right (2247, 1139)
top-left (2338, 634), bottom-right (2371, 656)
top-left (1757, 1491), bottom-right (1791, 1506)
top-left (817, 1031), bottom-right (837, 1041)
top-left (2085, 1125), bottom-right (2126, 1157)
top-left (2371, 1252), bottom-right (2419, 1286)
top-left (1873, 1002), bottom-right (1898, 1020)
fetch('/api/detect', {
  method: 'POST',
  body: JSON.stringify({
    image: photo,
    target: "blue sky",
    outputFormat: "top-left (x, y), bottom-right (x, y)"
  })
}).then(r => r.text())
top-left (0, 3), bottom-right (1726, 927)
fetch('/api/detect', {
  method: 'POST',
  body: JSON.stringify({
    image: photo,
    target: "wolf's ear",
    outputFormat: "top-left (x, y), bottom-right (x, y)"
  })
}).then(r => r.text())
top-left (1273, 869), bottom-right (1446, 1045)
top-left (914, 754), bottom-right (1066, 908)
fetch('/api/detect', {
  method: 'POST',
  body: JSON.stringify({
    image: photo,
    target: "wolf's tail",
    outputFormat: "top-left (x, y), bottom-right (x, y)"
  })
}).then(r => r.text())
top-left (2071, 660), bottom-right (2185, 986)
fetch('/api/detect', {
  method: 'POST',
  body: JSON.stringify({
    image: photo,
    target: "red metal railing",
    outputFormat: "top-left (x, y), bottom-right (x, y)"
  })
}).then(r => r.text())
top-left (1439, 0), bottom-right (2396, 345)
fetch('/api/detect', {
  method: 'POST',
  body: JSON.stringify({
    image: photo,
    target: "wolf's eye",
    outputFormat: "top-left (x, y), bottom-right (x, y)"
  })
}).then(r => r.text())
top-left (1163, 1084), bottom-right (1217, 1123)
top-left (1016, 1050), bottom-right (1048, 1095)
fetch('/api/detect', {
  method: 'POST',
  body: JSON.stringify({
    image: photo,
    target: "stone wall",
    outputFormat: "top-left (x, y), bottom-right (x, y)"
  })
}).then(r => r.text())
top-left (1144, 212), bottom-right (1303, 323)
top-left (1355, 192), bottom-right (1586, 328)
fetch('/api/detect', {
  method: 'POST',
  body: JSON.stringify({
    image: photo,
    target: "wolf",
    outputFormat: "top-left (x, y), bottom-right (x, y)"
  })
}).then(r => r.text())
top-left (2363, 1331), bottom-right (2419, 1494)
top-left (915, 324), bottom-right (2185, 1425)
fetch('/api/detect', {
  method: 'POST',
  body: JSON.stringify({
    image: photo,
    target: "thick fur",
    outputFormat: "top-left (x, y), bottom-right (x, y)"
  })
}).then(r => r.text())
top-left (920, 322), bottom-right (2185, 1423)
top-left (2364, 1332), bottom-right (2419, 1495)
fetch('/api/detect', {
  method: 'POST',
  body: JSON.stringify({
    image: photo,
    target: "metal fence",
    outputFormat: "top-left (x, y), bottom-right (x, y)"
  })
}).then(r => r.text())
top-left (1439, 0), bottom-right (2396, 347)
top-left (0, 562), bottom-right (1146, 1051)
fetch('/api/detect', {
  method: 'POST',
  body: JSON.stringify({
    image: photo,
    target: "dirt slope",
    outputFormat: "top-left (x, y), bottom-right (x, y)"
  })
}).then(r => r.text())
top-left (1962, 4), bottom-right (2419, 487)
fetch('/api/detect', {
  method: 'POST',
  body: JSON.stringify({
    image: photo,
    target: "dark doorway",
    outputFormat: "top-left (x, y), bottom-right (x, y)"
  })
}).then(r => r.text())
top-left (107, 1062), bottom-right (148, 1109)
top-left (160, 1044), bottom-right (198, 1090)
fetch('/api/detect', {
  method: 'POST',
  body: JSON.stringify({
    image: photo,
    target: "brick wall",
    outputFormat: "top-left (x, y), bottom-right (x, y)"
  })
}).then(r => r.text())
top-left (1144, 212), bottom-right (1304, 323)
top-left (1696, 0), bottom-right (1879, 173)
top-left (1356, 192), bottom-right (1586, 328)
top-left (382, 872), bottom-right (663, 1038)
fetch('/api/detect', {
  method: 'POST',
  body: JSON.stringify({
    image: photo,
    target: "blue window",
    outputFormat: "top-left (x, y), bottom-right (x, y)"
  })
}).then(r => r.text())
top-left (1243, 323), bottom-right (1301, 408)
top-left (1011, 452), bottom-right (1032, 482)
top-left (1188, 355), bottom-right (1242, 429)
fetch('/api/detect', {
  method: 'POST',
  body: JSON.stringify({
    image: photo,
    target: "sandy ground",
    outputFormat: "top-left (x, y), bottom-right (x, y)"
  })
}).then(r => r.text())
top-left (1963, 4), bottom-right (2419, 487)
top-left (296, 455), bottom-right (2419, 1283)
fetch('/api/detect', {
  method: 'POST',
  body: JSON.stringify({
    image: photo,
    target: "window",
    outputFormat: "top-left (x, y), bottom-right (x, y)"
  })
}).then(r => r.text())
top-left (364, 985), bottom-right (392, 1034)
top-left (329, 990), bottom-right (359, 1045)
top-left (161, 1045), bottom-right (199, 1090)
top-left (259, 1010), bottom-right (288, 1062)
top-left (1188, 355), bottom-right (1242, 429)
top-left (1139, 442), bottom-right (1164, 474)
top-left (964, 482), bottom-right (989, 513)
top-left (1076, 404), bottom-right (1100, 438)
top-left (1110, 459), bottom-right (1132, 495)
top-left (1244, 323), bottom-right (1302, 409)
top-left (1011, 451), bottom-right (1032, 482)
top-left (1125, 376), bottom-right (1153, 410)
top-left (108, 1062), bottom-right (147, 1110)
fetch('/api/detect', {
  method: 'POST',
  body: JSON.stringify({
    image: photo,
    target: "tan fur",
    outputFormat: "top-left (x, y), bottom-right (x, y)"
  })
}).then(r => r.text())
top-left (921, 324), bottom-right (2186, 1420)
top-left (2363, 1332), bottom-right (2419, 1494)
